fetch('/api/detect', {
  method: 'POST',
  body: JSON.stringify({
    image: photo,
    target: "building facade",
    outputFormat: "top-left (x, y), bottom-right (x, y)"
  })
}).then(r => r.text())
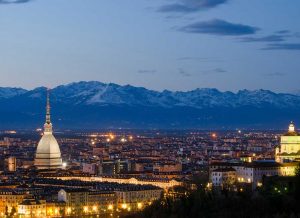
top-left (276, 122), bottom-right (300, 163)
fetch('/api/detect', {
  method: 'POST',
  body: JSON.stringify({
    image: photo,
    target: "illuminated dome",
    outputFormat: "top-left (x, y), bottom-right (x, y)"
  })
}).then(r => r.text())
top-left (34, 90), bottom-right (62, 169)
top-left (289, 122), bottom-right (295, 132)
top-left (284, 121), bottom-right (298, 136)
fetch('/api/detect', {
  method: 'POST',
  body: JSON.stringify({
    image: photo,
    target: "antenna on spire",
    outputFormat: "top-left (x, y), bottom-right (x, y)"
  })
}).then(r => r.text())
top-left (46, 88), bottom-right (51, 124)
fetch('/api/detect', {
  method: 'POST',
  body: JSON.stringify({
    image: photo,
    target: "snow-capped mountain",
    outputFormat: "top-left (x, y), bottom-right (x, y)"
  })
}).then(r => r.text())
top-left (4, 81), bottom-right (298, 108)
top-left (0, 87), bottom-right (27, 99)
top-left (0, 81), bottom-right (299, 129)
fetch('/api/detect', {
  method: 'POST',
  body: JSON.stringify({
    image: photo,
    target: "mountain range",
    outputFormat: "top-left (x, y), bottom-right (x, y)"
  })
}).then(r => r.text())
top-left (0, 81), bottom-right (299, 130)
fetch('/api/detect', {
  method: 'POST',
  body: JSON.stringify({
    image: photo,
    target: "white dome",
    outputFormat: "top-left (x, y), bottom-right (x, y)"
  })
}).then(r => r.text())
top-left (35, 133), bottom-right (62, 169)
top-left (36, 133), bottom-right (61, 158)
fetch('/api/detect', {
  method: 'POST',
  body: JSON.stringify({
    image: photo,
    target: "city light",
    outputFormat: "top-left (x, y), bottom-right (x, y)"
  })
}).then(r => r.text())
top-left (137, 202), bottom-right (143, 209)
top-left (1, 92), bottom-right (299, 217)
top-left (4, 130), bottom-right (17, 134)
top-left (121, 203), bottom-right (128, 209)
top-left (108, 204), bottom-right (114, 210)
top-left (84, 206), bottom-right (88, 213)
top-left (211, 133), bottom-right (217, 138)
top-left (67, 207), bottom-right (72, 214)
top-left (92, 205), bottom-right (98, 212)
top-left (109, 133), bottom-right (115, 140)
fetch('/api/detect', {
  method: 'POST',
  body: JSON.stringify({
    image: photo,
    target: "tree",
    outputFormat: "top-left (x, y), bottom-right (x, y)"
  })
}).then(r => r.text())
top-left (59, 207), bottom-right (65, 217)
top-left (5, 206), bottom-right (9, 217)
top-left (10, 206), bottom-right (17, 217)
top-left (295, 163), bottom-right (300, 199)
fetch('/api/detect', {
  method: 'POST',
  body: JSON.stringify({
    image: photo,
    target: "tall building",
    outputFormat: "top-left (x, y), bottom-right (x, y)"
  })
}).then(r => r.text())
top-left (8, 157), bottom-right (17, 172)
top-left (275, 122), bottom-right (300, 163)
top-left (34, 90), bottom-right (62, 170)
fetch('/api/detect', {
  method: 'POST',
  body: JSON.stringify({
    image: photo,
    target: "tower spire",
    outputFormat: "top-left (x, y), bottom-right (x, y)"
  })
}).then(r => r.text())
top-left (44, 88), bottom-right (53, 133)
top-left (46, 88), bottom-right (51, 124)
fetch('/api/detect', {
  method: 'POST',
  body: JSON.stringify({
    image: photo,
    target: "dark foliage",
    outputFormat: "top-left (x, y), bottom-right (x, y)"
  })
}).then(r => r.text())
top-left (126, 181), bottom-right (300, 218)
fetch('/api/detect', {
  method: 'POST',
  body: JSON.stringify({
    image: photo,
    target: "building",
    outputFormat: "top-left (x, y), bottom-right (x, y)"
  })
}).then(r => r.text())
top-left (276, 122), bottom-right (300, 163)
top-left (7, 157), bottom-right (17, 172)
top-left (57, 189), bottom-right (117, 215)
top-left (45, 201), bottom-right (66, 217)
top-left (82, 163), bottom-right (100, 175)
top-left (34, 90), bottom-right (63, 170)
top-left (211, 168), bottom-right (236, 188)
top-left (209, 161), bottom-right (298, 190)
top-left (116, 188), bottom-right (162, 211)
top-left (153, 162), bottom-right (182, 173)
top-left (58, 189), bottom-right (89, 215)
top-left (18, 196), bottom-right (46, 218)
top-left (0, 189), bottom-right (26, 216)
top-left (99, 159), bottom-right (131, 175)
top-left (52, 176), bottom-right (182, 190)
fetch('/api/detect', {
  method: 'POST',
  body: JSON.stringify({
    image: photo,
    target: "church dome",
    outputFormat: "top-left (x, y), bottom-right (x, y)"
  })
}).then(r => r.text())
top-left (284, 121), bottom-right (299, 136)
top-left (289, 122), bottom-right (295, 132)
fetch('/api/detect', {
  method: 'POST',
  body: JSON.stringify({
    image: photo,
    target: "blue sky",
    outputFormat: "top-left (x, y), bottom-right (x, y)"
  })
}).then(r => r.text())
top-left (0, 0), bottom-right (300, 93)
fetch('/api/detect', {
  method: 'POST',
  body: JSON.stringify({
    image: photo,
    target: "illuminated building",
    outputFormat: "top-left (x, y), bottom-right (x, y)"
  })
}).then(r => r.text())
top-left (45, 201), bottom-right (66, 217)
top-left (34, 90), bottom-right (62, 169)
top-left (0, 189), bottom-right (25, 216)
top-left (51, 176), bottom-right (182, 190)
top-left (211, 168), bottom-right (236, 188)
top-left (210, 161), bottom-right (298, 190)
top-left (275, 122), bottom-right (300, 163)
top-left (57, 189), bottom-right (117, 215)
top-left (116, 188), bottom-right (162, 209)
top-left (7, 157), bottom-right (17, 172)
top-left (18, 196), bottom-right (46, 218)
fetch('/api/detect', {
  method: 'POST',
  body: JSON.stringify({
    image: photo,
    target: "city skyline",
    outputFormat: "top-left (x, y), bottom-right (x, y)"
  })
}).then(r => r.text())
top-left (0, 2), bottom-right (300, 217)
top-left (0, 0), bottom-right (299, 93)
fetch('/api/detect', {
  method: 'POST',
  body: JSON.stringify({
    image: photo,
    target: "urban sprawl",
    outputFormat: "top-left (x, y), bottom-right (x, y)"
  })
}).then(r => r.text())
top-left (0, 92), bottom-right (299, 217)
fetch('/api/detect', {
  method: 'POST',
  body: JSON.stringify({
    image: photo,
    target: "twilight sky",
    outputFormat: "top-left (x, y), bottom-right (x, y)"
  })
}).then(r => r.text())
top-left (0, 0), bottom-right (300, 93)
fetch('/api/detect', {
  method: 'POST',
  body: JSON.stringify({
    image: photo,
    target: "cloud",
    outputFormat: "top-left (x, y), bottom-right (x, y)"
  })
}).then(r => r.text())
top-left (265, 72), bottom-right (286, 77)
top-left (0, 0), bottom-right (32, 4)
top-left (178, 68), bottom-right (191, 77)
top-left (239, 34), bottom-right (286, 43)
top-left (213, 68), bottom-right (227, 73)
top-left (177, 57), bottom-right (223, 62)
top-left (158, 0), bottom-right (228, 13)
top-left (202, 68), bottom-right (227, 74)
top-left (239, 30), bottom-right (294, 43)
top-left (275, 30), bottom-right (290, 35)
top-left (158, 4), bottom-right (199, 13)
top-left (179, 19), bottom-right (259, 36)
top-left (262, 43), bottom-right (300, 50)
top-left (294, 32), bottom-right (300, 38)
top-left (137, 70), bottom-right (157, 74)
